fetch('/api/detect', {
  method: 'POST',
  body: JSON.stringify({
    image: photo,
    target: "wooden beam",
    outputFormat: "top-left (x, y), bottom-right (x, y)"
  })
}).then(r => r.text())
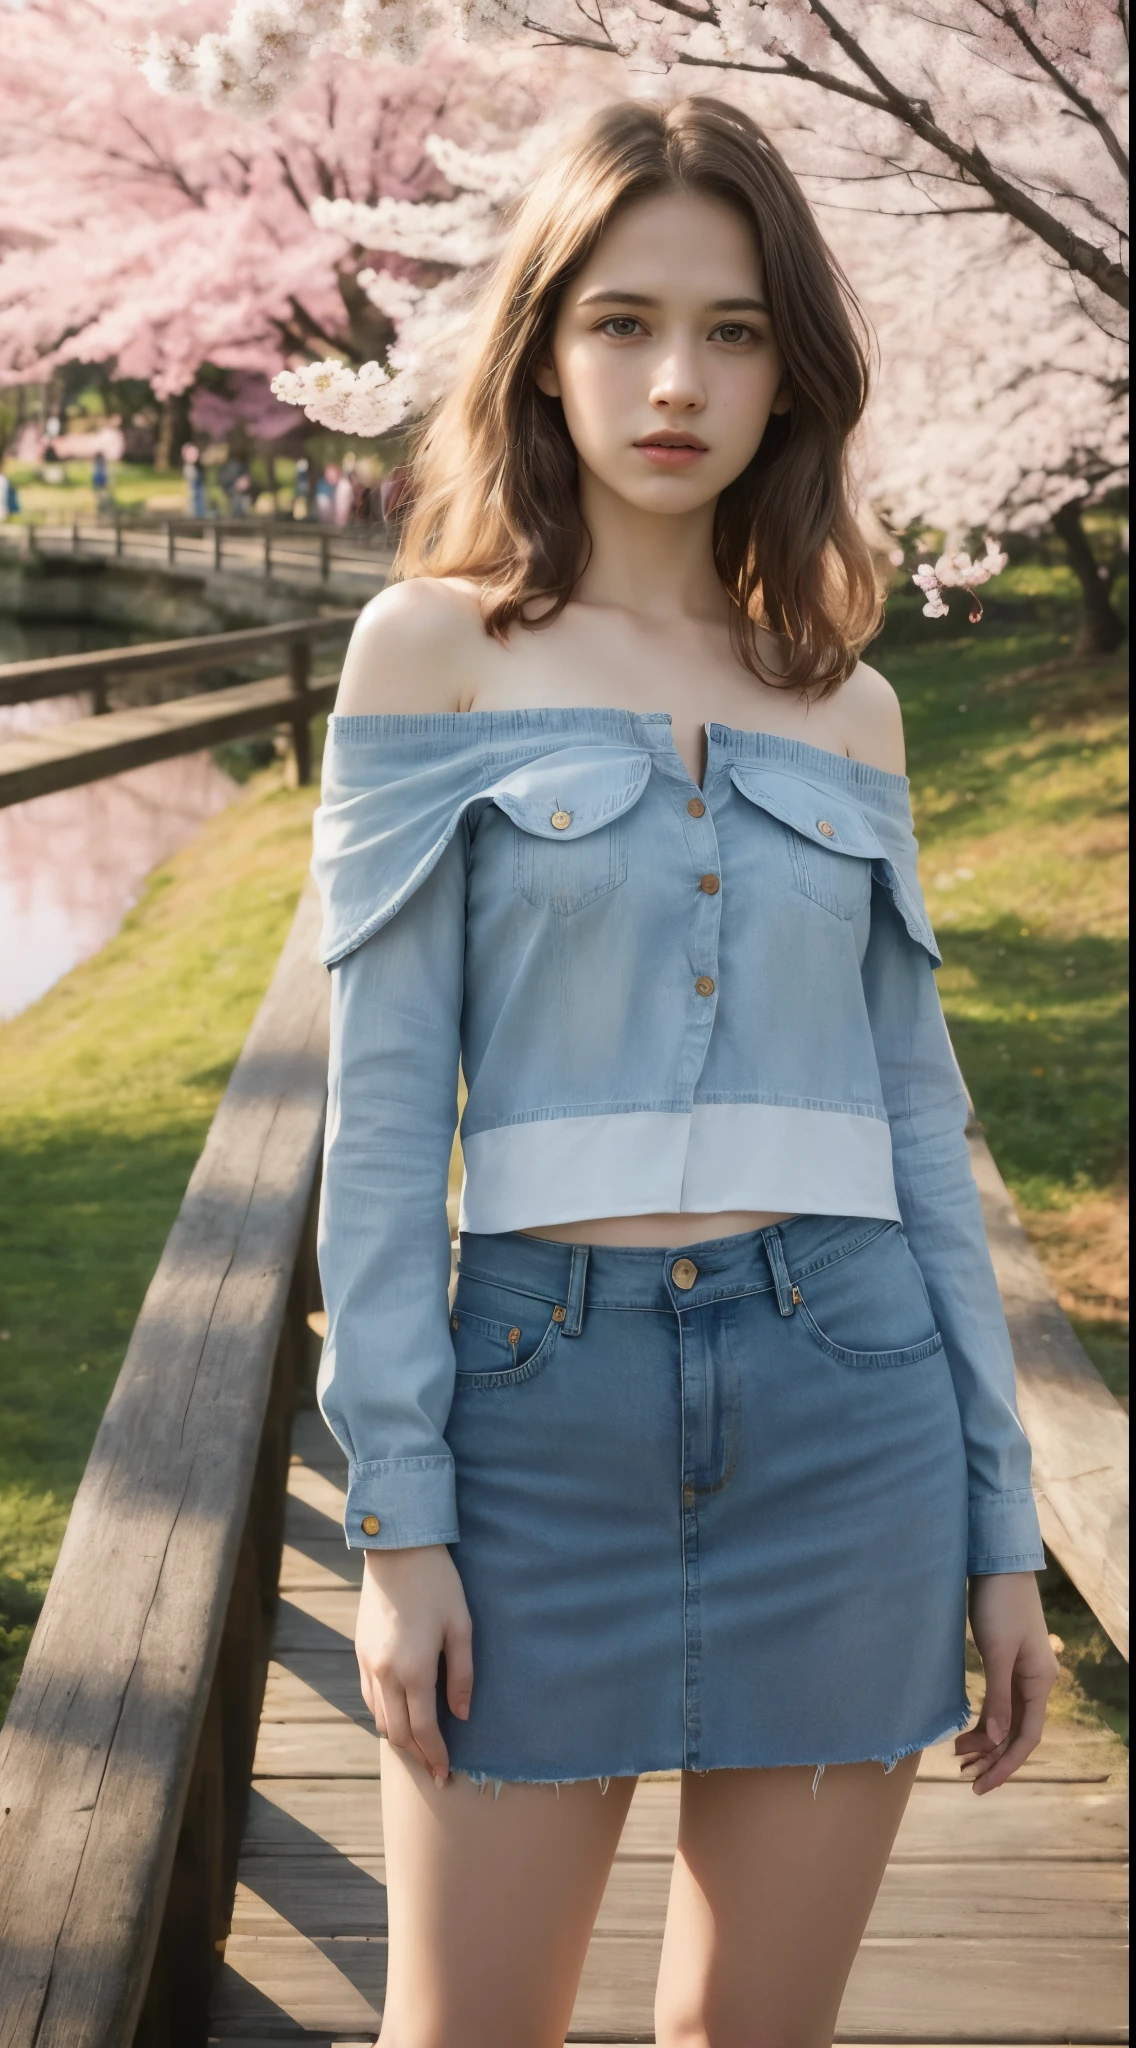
top-left (0, 672), bottom-right (340, 807)
top-left (967, 1120), bottom-right (1130, 1660)
top-left (0, 613), bottom-right (356, 706)
top-left (0, 887), bottom-right (330, 2048)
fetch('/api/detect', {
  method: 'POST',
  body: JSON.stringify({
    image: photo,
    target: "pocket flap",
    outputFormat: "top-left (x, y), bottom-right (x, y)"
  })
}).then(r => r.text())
top-left (729, 763), bottom-right (940, 963)
top-left (489, 745), bottom-right (651, 839)
top-left (729, 763), bottom-right (883, 862)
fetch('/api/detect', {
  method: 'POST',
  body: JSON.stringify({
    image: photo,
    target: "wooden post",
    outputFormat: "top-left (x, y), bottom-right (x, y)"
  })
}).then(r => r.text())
top-left (319, 530), bottom-right (331, 585)
top-left (166, 520), bottom-right (176, 566)
top-left (288, 636), bottom-right (312, 787)
top-left (263, 528), bottom-right (272, 579)
top-left (92, 675), bottom-right (109, 717)
top-left (114, 518), bottom-right (123, 560)
top-left (72, 520), bottom-right (80, 555)
top-left (212, 524), bottom-right (222, 572)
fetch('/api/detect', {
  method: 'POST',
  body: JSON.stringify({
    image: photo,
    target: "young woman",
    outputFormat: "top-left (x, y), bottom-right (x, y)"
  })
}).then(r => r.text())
top-left (313, 96), bottom-right (1056, 2048)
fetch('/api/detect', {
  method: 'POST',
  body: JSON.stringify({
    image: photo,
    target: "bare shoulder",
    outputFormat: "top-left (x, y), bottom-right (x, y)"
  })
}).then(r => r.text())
top-left (838, 658), bottom-right (906, 776)
top-left (334, 576), bottom-right (486, 715)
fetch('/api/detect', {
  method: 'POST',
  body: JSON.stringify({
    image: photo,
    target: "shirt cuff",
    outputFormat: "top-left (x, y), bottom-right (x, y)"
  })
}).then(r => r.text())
top-left (968, 1486), bottom-right (1046, 1575)
top-left (344, 1455), bottom-right (459, 1550)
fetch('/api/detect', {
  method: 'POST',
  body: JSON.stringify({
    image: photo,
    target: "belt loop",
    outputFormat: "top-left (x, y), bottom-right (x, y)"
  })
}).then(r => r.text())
top-left (561, 1245), bottom-right (590, 1337)
top-left (761, 1226), bottom-right (798, 1318)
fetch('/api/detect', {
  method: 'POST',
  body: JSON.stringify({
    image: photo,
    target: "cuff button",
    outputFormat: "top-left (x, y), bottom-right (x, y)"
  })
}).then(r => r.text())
top-left (361, 1515), bottom-right (381, 1537)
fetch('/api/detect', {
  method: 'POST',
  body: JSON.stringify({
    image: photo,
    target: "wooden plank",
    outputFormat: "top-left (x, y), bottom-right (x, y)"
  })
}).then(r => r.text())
top-left (208, 1928), bottom-right (1129, 2041)
top-left (261, 1658), bottom-right (369, 1726)
top-left (238, 1775), bottom-right (1128, 1864)
top-left (0, 672), bottom-right (341, 808)
top-left (227, 1850), bottom-right (1126, 1942)
top-left (289, 1409), bottom-right (347, 1473)
top-left (968, 1120), bottom-right (1130, 1658)
top-left (0, 613), bottom-right (355, 704)
top-left (0, 888), bottom-right (330, 2048)
top-left (279, 1541), bottom-right (363, 1593)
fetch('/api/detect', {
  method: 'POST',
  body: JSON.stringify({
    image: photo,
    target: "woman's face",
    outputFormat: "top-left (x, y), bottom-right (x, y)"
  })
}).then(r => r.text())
top-left (535, 187), bottom-right (789, 516)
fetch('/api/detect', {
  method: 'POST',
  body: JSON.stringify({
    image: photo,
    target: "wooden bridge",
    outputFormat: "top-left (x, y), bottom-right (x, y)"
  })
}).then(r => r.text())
top-left (0, 513), bottom-right (391, 592)
top-left (0, 889), bottom-right (1128, 2046)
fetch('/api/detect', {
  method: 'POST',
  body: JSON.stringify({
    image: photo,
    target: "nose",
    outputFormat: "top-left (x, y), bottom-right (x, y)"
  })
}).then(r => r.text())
top-left (648, 338), bottom-right (705, 414)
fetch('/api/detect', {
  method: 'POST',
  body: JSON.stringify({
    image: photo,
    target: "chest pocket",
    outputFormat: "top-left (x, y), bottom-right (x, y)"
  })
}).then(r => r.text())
top-left (730, 765), bottom-right (878, 922)
top-left (491, 744), bottom-right (651, 916)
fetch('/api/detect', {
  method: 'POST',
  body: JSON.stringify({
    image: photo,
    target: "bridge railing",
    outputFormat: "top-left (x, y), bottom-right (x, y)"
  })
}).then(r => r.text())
top-left (0, 612), bottom-right (361, 802)
top-left (0, 513), bottom-right (392, 585)
top-left (0, 887), bottom-right (330, 2048)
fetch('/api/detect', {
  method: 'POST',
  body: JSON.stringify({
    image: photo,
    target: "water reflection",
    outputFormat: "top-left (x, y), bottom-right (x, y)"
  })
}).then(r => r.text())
top-left (0, 692), bottom-right (237, 1019)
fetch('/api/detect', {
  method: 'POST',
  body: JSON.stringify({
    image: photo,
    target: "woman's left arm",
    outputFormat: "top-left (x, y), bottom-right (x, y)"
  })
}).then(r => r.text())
top-left (860, 823), bottom-right (1055, 1795)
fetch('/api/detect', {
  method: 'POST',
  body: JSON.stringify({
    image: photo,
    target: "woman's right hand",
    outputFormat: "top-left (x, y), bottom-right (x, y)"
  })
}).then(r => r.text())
top-left (356, 1543), bottom-right (474, 1783)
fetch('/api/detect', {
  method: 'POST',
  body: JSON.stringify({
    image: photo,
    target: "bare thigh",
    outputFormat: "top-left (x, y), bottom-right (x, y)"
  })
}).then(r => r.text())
top-left (377, 1742), bottom-right (637, 2048)
top-left (655, 1755), bottom-right (921, 2048)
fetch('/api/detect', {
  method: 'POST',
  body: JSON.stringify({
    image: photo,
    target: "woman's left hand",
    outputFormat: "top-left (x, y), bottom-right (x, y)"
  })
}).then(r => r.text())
top-left (956, 1571), bottom-right (1058, 1793)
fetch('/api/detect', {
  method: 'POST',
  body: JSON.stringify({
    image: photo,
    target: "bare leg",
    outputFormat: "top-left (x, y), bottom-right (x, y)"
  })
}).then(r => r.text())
top-left (655, 1755), bottom-right (921, 2048)
top-left (377, 1742), bottom-right (637, 2048)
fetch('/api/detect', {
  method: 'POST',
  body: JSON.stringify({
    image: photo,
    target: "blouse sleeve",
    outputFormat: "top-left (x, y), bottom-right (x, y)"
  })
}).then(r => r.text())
top-left (312, 719), bottom-right (482, 1549)
top-left (862, 889), bottom-right (1046, 1575)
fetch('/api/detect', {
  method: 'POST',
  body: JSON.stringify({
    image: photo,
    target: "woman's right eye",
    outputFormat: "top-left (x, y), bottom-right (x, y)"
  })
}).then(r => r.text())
top-left (599, 316), bottom-right (644, 338)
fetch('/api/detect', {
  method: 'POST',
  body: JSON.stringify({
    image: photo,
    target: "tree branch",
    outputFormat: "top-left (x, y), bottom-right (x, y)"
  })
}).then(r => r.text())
top-left (985, 2), bottom-right (1129, 181)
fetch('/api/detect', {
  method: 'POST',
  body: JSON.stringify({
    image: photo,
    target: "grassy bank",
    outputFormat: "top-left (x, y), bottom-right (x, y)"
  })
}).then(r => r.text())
top-left (0, 610), bottom-right (1128, 1740)
top-left (0, 768), bottom-right (318, 1714)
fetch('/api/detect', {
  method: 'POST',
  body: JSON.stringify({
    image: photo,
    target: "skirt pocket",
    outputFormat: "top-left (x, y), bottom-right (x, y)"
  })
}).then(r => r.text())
top-left (451, 1288), bottom-right (563, 1390)
top-left (793, 1222), bottom-right (944, 1371)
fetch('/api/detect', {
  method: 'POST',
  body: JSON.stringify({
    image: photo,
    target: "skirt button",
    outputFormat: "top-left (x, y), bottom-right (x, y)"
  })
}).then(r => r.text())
top-left (671, 1258), bottom-right (698, 1290)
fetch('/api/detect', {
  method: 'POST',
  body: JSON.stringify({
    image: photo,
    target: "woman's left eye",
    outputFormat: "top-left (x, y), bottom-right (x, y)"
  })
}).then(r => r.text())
top-left (711, 323), bottom-right (754, 346)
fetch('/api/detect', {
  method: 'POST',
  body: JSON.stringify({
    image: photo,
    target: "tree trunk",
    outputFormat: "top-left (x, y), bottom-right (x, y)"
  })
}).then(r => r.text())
top-left (154, 392), bottom-right (190, 474)
top-left (1050, 498), bottom-right (1126, 656)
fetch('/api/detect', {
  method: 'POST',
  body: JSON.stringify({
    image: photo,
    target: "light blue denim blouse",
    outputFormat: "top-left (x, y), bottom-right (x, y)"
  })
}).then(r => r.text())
top-left (313, 708), bottom-right (1044, 1575)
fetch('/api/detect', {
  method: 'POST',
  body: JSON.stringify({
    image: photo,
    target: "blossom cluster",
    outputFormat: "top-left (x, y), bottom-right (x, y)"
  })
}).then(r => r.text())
top-left (912, 539), bottom-right (1009, 621)
top-left (271, 356), bottom-right (406, 433)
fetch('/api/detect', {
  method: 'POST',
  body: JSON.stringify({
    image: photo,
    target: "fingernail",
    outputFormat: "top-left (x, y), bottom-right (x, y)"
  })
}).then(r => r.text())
top-left (986, 1719), bottom-right (1002, 1744)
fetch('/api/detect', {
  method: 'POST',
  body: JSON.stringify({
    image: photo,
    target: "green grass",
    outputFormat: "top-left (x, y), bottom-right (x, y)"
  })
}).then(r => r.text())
top-left (0, 768), bottom-right (318, 1717)
top-left (4, 456), bottom-right (303, 525)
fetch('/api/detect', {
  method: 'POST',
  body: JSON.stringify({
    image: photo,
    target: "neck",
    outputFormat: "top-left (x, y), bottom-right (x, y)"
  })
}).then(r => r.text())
top-left (571, 464), bottom-right (729, 625)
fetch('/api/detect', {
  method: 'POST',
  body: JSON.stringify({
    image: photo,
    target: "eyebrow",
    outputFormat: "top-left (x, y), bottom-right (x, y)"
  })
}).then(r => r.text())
top-left (576, 288), bottom-right (770, 314)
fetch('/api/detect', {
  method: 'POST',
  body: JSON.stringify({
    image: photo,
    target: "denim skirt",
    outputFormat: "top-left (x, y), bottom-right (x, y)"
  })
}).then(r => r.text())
top-left (441, 1216), bottom-right (971, 1784)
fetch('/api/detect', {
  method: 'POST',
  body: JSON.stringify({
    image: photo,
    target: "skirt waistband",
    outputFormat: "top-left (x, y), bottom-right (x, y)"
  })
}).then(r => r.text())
top-left (457, 1214), bottom-right (895, 1317)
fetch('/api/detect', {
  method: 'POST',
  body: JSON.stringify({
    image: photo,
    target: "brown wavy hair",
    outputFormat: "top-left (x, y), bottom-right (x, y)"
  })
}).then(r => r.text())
top-left (396, 95), bottom-right (882, 695)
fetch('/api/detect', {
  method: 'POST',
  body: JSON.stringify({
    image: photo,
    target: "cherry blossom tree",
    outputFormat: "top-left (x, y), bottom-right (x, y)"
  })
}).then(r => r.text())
top-left (142, 0), bottom-right (1130, 309)
top-left (0, 0), bottom-right (541, 436)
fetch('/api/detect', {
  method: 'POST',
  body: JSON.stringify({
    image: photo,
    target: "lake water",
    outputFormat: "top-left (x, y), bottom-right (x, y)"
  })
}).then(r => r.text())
top-left (0, 616), bottom-right (238, 1019)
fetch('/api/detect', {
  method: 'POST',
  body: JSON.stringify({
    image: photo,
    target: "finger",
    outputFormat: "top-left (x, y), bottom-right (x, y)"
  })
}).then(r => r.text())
top-left (955, 1721), bottom-right (997, 1757)
top-left (974, 1691), bottom-right (1050, 1795)
top-left (378, 1675), bottom-right (415, 1757)
top-left (406, 1683), bottom-right (450, 1782)
top-left (355, 1650), bottom-right (380, 1728)
top-left (978, 1655), bottom-right (1014, 1750)
top-left (444, 1619), bottom-right (474, 1721)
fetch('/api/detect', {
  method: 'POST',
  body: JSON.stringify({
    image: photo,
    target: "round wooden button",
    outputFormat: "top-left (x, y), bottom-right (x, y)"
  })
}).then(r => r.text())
top-left (699, 874), bottom-right (720, 894)
top-left (817, 819), bottom-right (836, 838)
top-left (687, 798), bottom-right (706, 817)
top-left (360, 1515), bottom-right (381, 1537)
top-left (694, 975), bottom-right (716, 997)
top-left (551, 810), bottom-right (572, 830)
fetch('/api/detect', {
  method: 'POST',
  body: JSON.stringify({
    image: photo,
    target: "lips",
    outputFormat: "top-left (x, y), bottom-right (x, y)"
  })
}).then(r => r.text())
top-left (634, 434), bottom-right (708, 468)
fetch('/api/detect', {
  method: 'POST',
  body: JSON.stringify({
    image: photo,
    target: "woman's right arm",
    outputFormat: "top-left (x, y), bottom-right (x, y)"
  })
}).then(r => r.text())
top-left (317, 581), bottom-right (477, 1782)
